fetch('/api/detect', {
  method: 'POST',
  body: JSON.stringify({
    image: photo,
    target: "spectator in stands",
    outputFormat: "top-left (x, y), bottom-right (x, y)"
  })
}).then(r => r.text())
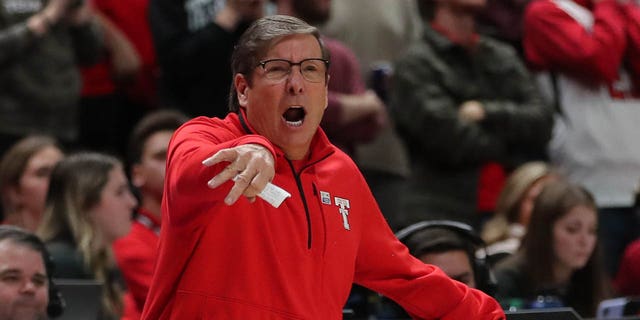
top-left (149, 0), bottom-right (265, 118)
top-left (523, 0), bottom-right (640, 276)
top-left (37, 152), bottom-right (138, 320)
top-left (377, 220), bottom-right (497, 318)
top-left (78, 0), bottom-right (159, 157)
top-left (0, 136), bottom-right (64, 232)
top-left (481, 161), bottom-right (558, 262)
top-left (390, 0), bottom-right (553, 228)
top-left (0, 0), bottom-right (102, 152)
top-left (494, 180), bottom-right (611, 317)
top-left (82, 0), bottom-right (159, 110)
top-left (321, 0), bottom-right (422, 85)
top-left (0, 225), bottom-right (63, 320)
top-left (113, 110), bottom-right (188, 315)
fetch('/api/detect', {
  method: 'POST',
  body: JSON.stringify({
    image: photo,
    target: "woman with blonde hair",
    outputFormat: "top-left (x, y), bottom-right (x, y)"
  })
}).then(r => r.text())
top-left (37, 152), bottom-right (137, 319)
top-left (481, 161), bottom-right (557, 262)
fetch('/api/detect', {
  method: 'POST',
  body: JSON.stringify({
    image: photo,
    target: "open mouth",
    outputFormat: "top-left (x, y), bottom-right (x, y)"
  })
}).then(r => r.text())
top-left (282, 106), bottom-right (306, 127)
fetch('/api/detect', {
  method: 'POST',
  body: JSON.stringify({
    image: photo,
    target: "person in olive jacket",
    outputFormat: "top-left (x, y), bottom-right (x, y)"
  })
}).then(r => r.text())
top-left (391, 0), bottom-right (553, 228)
top-left (0, 0), bottom-right (101, 151)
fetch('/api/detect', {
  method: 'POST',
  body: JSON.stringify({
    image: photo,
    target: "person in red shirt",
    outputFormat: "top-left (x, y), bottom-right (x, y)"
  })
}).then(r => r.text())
top-left (78, 0), bottom-right (161, 157)
top-left (113, 110), bottom-right (188, 316)
top-left (140, 15), bottom-right (505, 320)
top-left (523, 0), bottom-right (640, 276)
top-left (614, 237), bottom-right (640, 296)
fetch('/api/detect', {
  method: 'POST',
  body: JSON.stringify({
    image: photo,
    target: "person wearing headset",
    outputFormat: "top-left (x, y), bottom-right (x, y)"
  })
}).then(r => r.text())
top-left (377, 220), bottom-right (497, 318)
top-left (0, 225), bottom-right (63, 320)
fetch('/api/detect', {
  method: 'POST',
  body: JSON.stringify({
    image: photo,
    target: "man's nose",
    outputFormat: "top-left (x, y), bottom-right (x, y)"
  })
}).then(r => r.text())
top-left (286, 66), bottom-right (305, 94)
top-left (20, 280), bottom-right (38, 294)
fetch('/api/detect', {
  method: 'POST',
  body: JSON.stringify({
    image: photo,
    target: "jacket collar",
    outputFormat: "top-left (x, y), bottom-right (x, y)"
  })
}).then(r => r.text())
top-left (136, 207), bottom-right (161, 235)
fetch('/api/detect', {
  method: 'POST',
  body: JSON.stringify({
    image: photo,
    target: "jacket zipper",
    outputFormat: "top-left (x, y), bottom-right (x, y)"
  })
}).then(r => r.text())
top-left (239, 112), bottom-right (333, 249)
top-left (287, 159), bottom-right (313, 249)
top-left (286, 152), bottom-right (333, 250)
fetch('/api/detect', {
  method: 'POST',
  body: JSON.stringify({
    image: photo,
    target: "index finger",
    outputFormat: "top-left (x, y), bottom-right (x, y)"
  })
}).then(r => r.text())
top-left (202, 148), bottom-right (236, 167)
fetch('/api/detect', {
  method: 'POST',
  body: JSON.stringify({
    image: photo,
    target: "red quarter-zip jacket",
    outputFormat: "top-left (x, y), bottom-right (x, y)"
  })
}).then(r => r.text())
top-left (141, 112), bottom-right (504, 319)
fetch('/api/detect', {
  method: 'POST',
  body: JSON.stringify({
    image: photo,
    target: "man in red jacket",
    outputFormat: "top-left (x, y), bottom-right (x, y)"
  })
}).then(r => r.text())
top-left (141, 14), bottom-right (505, 320)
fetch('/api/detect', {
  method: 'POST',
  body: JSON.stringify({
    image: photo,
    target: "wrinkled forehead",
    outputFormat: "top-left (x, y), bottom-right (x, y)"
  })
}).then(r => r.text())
top-left (0, 239), bottom-right (45, 268)
top-left (258, 33), bottom-right (324, 61)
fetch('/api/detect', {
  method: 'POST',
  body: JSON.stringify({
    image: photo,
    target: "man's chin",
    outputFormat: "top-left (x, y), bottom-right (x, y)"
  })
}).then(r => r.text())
top-left (10, 307), bottom-right (47, 320)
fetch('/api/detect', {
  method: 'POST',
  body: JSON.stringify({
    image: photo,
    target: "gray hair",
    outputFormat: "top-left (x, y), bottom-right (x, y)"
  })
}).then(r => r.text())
top-left (228, 15), bottom-right (329, 112)
top-left (0, 225), bottom-right (49, 265)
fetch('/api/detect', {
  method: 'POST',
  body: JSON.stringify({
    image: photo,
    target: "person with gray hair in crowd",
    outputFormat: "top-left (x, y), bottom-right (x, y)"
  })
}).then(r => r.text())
top-left (0, 225), bottom-right (63, 320)
top-left (141, 14), bottom-right (504, 320)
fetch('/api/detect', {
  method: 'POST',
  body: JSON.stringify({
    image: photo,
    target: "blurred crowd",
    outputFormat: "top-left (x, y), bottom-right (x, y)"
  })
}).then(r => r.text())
top-left (0, 0), bottom-right (639, 319)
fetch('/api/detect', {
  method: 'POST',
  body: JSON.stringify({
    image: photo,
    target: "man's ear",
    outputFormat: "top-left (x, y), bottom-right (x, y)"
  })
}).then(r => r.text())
top-left (235, 73), bottom-right (249, 107)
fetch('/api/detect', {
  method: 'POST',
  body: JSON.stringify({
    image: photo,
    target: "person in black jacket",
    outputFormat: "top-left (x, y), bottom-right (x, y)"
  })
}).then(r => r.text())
top-left (149, 0), bottom-right (265, 118)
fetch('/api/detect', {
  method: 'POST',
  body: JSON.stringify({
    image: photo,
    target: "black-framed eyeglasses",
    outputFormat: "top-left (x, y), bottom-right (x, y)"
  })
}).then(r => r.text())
top-left (257, 58), bottom-right (329, 83)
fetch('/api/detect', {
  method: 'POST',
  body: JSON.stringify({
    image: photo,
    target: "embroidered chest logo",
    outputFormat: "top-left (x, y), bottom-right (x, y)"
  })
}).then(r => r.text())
top-left (334, 197), bottom-right (351, 231)
top-left (320, 191), bottom-right (332, 205)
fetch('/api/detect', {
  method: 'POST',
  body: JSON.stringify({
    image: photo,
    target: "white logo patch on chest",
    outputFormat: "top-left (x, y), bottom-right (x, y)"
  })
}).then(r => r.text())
top-left (334, 197), bottom-right (351, 231)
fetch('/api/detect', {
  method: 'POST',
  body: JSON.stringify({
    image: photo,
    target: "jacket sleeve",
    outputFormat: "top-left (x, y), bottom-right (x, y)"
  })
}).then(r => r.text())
top-left (148, 0), bottom-right (241, 83)
top-left (478, 46), bottom-right (553, 158)
top-left (0, 13), bottom-right (102, 66)
top-left (0, 21), bottom-right (37, 65)
top-left (391, 48), bottom-right (506, 167)
top-left (353, 188), bottom-right (505, 319)
top-left (164, 119), bottom-right (276, 230)
top-left (523, 0), bottom-right (626, 83)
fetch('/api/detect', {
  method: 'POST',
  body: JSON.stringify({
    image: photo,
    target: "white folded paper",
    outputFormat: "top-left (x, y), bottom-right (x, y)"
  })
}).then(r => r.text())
top-left (258, 182), bottom-right (291, 208)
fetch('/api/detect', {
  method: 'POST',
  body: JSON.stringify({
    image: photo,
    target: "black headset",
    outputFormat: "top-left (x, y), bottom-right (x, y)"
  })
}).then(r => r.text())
top-left (395, 220), bottom-right (498, 296)
top-left (44, 251), bottom-right (65, 318)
